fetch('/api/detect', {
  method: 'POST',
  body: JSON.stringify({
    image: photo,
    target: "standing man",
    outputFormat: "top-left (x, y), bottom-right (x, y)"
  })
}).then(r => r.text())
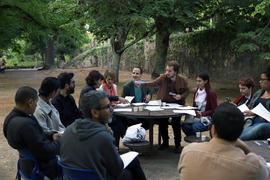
top-left (52, 72), bottom-right (81, 127)
top-left (137, 61), bottom-right (189, 153)
top-left (122, 67), bottom-right (152, 103)
top-left (3, 86), bottom-right (61, 179)
top-left (178, 102), bottom-right (270, 180)
top-left (60, 90), bottom-right (146, 180)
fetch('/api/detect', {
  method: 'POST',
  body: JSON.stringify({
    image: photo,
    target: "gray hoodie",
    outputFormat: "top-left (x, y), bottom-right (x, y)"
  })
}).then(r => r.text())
top-left (60, 118), bottom-right (124, 180)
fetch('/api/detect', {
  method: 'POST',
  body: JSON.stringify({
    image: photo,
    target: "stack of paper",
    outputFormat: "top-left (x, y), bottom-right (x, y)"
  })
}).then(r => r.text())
top-left (145, 106), bottom-right (164, 111)
top-left (238, 103), bottom-right (270, 122)
top-left (117, 103), bottom-right (130, 108)
top-left (113, 108), bottom-right (132, 112)
top-left (132, 102), bottom-right (146, 106)
top-left (147, 100), bottom-right (162, 106)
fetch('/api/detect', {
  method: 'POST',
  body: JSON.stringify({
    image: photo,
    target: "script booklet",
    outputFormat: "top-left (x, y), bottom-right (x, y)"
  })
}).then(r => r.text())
top-left (238, 103), bottom-right (270, 122)
top-left (125, 96), bottom-right (134, 103)
top-left (120, 151), bottom-right (139, 169)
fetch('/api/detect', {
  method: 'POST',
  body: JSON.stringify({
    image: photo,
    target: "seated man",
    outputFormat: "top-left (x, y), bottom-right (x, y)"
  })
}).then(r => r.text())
top-left (52, 72), bottom-right (81, 127)
top-left (3, 86), bottom-right (61, 179)
top-left (122, 67), bottom-right (152, 103)
top-left (178, 102), bottom-right (270, 180)
top-left (60, 90), bottom-right (146, 180)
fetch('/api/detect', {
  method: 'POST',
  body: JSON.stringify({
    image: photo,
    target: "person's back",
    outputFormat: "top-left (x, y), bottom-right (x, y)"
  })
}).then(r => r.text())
top-left (178, 102), bottom-right (270, 180)
top-left (179, 139), bottom-right (269, 180)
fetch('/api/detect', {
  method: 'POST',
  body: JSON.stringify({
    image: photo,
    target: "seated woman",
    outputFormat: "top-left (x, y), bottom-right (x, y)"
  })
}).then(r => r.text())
top-left (182, 73), bottom-right (217, 136)
top-left (34, 77), bottom-right (65, 133)
top-left (240, 66), bottom-right (270, 140)
top-left (234, 77), bottom-right (255, 106)
top-left (98, 70), bottom-right (118, 105)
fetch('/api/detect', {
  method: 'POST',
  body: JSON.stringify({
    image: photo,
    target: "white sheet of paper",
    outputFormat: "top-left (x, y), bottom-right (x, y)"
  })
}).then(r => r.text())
top-left (120, 151), bottom-right (139, 169)
top-left (147, 100), bottom-right (162, 106)
top-left (165, 103), bottom-right (183, 108)
top-left (175, 106), bottom-right (197, 110)
top-left (251, 103), bottom-right (270, 122)
top-left (125, 96), bottom-right (134, 103)
top-left (145, 106), bottom-right (164, 111)
top-left (117, 103), bottom-right (130, 108)
top-left (173, 109), bottom-right (196, 116)
top-left (135, 80), bottom-right (146, 84)
top-left (238, 104), bottom-right (249, 112)
top-left (132, 103), bottom-right (146, 106)
top-left (267, 162), bottom-right (270, 167)
top-left (113, 108), bottom-right (132, 112)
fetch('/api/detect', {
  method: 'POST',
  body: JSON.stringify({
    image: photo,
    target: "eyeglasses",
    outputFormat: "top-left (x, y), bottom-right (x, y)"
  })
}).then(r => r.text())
top-left (98, 104), bottom-right (111, 110)
top-left (259, 78), bottom-right (270, 82)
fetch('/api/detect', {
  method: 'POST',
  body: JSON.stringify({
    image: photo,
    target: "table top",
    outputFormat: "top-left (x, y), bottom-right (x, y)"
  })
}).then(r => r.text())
top-left (245, 140), bottom-right (270, 162)
top-left (113, 108), bottom-right (183, 119)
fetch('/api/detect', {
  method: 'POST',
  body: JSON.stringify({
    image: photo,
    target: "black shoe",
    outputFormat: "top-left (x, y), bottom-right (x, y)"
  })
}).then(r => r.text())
top-left (158, 143), bottom-right (169, 150)
top-left (174, 146), bottom-right (183, 154)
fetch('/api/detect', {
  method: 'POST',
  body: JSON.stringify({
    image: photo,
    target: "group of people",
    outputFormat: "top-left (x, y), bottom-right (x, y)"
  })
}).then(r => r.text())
top-left (2, 60), bottom-right (270, 179)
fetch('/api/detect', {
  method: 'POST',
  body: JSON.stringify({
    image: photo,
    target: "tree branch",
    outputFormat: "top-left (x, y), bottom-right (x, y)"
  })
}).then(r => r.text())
top-left (117, 25), bottom-right (156, 54)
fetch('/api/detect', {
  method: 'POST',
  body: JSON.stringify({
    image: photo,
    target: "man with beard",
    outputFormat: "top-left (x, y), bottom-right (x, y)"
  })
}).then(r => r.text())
top-left (60, 90), bottom-right (146, 180)
top-left (52, 72), bottom-right (81, 127)
top-left (136, 61), bottom-right (189, 153)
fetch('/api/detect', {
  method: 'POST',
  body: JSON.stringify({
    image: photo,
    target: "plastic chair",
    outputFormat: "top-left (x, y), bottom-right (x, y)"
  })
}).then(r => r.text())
top-left (16, 149), bottom-right (46, 180)
top-left (57, 158), bottom-right (99, 180)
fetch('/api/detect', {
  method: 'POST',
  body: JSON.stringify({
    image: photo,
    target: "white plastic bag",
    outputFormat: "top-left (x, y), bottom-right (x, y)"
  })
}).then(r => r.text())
top-left (122, 123), bottom-right (146, 143)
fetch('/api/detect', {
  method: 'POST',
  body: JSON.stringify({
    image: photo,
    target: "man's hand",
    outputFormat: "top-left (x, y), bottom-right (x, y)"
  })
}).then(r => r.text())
top-left (145, 94), bottom-right (151, 103)
top-left (119, 97), bottom-right (129, 104)
top-left (52, 133), bottom-right (62, 140)
top-left (173, 94), bottom-right (181, 101)
top-left (196, 110), bottom-right (202, 117)
top-left (243, 110), bottom-right (254, 116)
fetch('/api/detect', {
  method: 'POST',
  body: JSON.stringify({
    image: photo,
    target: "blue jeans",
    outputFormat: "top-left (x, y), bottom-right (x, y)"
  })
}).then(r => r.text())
top-left (240, 121), bottom-right (270, 140)
top-left (182, 122), bottom-right (210, 136)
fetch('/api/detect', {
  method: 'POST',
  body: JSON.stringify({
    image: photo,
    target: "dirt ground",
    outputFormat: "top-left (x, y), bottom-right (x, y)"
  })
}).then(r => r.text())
top-left (0, 67), bottom-right (238, 180)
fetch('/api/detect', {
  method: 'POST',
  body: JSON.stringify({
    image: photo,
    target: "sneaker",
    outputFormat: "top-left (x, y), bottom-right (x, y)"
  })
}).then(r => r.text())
top-left (174, 146), bottom-right (183, 154)
top-left (158, 143), bottom-right (169, 150)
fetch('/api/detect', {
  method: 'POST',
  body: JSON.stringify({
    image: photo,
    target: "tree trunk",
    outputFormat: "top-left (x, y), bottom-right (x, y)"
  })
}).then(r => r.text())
top-left (152, 24), bottom-right (170, 79)
top-left (44, 37), bottom-right (55, 69)
top-left (111, 45), bottom-right (122, 83)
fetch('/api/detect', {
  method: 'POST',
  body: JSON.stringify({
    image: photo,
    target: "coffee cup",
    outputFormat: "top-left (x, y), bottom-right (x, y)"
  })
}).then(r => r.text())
top-left (201, 135), bottom-right (206, 141)
top-left (196, 132), bottom-right (201, 138)
top-left (139, 106), bottom-right (144, 111)
top-left (133, 106), bottom-right (138, 112)
top-left (267, 138), bottom-right (270, 145)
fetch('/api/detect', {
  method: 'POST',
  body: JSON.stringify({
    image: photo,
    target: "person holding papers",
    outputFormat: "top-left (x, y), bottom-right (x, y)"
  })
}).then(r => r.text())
top-left (182, 73), bottom-right (217, 136)
top-left (60, 91), bottom-right (146, 180)
top-left (240, 67), bottom-right (270, 140)
top-left (136, 61), bottom-right (189, 153)
top-left (34, 77), bottom-right (65, 134)
top-left (122, 67), bottom-right (152, 103)
top-left (234, 77), bottom-right (255, 106)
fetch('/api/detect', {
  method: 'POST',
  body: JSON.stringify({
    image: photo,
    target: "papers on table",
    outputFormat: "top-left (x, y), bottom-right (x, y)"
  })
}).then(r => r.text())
top-left (134, 80), bottom-right (146, 84)
top-left (125, 96), bottom-right (134, 103)
top-left (120, 151), bottom-right (139, 169)
top-left (113, 108), bottom-right (132, 112)
top-left (145, 106), bottom-right (164, 111)
top-left (173, 109), bottom-right (196, 116)
top-left (132, 102), bottom-right (146, 106)
top-left (117, 103), bottom-right (130, 108)
top-left (147, 100), bottom-right (162, 106)
top-left (176, 106), bottom-right (198, 110)
top-left (166, 103), bottom-right (183, 108)
top-left (238, 103), bottom-right (270, 122)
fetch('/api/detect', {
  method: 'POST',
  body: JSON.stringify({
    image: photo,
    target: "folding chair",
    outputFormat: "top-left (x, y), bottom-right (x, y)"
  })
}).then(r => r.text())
top-left (57, 159), bottom-right (99, 180)
top-left (16, 149), bottom-right (46, 180)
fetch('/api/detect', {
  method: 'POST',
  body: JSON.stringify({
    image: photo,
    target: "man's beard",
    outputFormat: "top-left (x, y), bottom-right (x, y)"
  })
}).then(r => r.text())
top-left (99, 115), bottom-right (110, 124)
top-left (67, 86), bottom-right (75, 94)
